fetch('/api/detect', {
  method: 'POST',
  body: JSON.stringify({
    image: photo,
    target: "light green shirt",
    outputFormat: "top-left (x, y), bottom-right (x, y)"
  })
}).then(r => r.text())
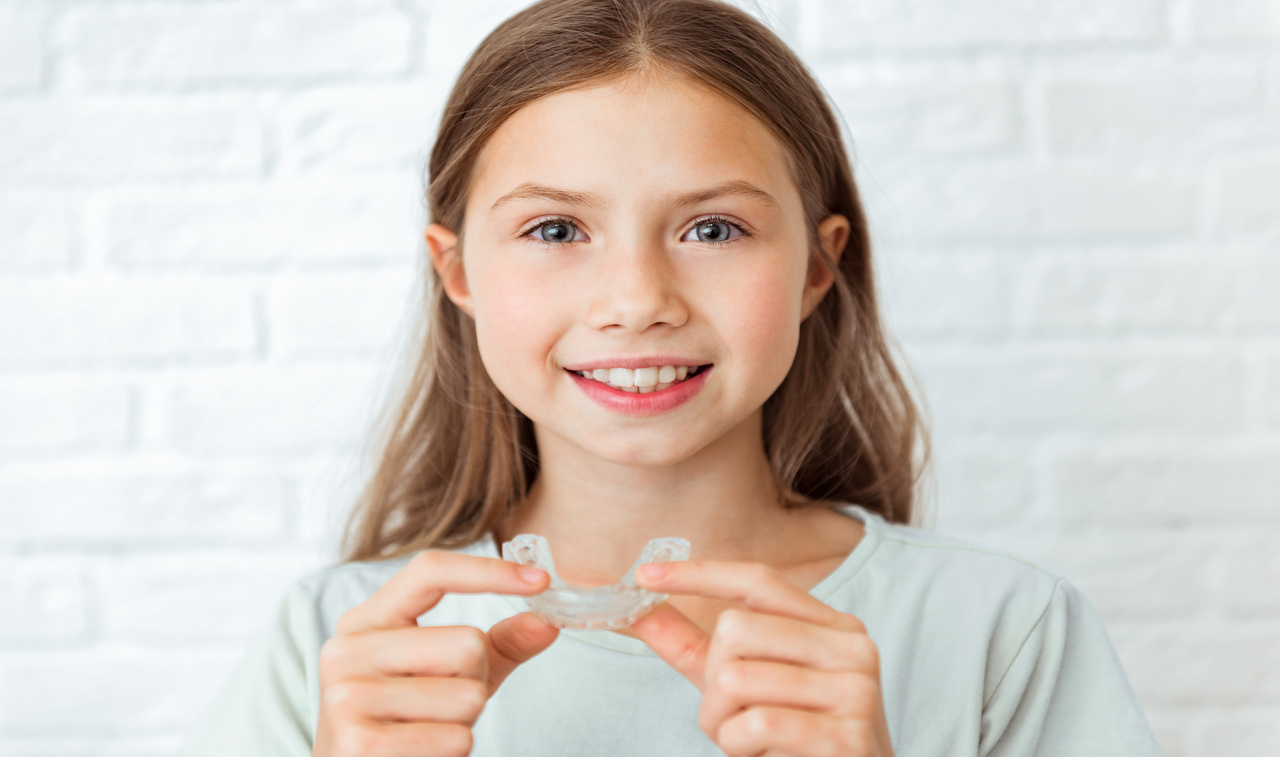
top-left (178, 504), bottom-right (1163, 756)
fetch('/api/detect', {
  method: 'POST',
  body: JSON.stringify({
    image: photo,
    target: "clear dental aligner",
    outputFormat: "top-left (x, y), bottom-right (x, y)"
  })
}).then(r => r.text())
top-left (501, 534), bottom-right (692, 630)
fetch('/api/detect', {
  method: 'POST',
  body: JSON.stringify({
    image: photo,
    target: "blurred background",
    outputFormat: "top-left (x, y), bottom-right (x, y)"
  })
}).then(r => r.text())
top-left (1, 0), bottom-right (1277, 754)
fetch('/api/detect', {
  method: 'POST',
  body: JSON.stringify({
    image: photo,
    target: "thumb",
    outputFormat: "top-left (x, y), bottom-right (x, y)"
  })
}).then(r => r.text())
top-left (484, 611), bottom-right (559, 692)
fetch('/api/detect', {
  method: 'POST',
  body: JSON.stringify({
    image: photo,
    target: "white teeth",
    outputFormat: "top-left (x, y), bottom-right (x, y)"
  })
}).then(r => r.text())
top-left (574, 363), bottom-right (705, 391)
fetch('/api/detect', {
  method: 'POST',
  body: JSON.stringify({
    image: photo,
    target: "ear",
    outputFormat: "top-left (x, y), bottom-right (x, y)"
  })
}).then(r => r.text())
top-left (800, 214), bottom-right (850, 320)
top-left (425, 223), bottom-right (474, 317)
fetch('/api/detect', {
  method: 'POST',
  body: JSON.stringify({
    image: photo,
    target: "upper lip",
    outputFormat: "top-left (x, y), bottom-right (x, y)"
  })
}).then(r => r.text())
top-left (562, 356), bottom-right (713, 371)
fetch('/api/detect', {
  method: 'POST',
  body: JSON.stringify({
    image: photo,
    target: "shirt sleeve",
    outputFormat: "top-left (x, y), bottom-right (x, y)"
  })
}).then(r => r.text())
top-left (177, 578), bottom-right (321, 757)
top-left (979, 579), bottom-right (1164, 757)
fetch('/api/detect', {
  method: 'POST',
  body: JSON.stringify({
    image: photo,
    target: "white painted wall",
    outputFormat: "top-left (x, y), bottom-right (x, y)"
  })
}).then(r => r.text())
top-left (2, 1), bottom-right (1277, 754)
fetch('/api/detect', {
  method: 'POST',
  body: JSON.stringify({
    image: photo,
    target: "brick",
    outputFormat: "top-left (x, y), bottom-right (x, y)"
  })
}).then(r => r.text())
top-left (1109, 622), bottom-right (1280, 706)
top-left (1225, 266), bottom-right (1280, 331)
top-left (0, 194), bottom-right (76, 273)
top-left (882, 163), bottom-right (1197, 243)
top-left (1044, 67), bottom-right (1274, 154)
top-left (882, 254), bottom-right (1011, 340)
top-left (1221, 538), bottom-right (1280, 618)
top-left (1010, 533), bottom-right (1207, 621)
top-left (167, 365), bottom-right (380, 455)
top-left (268, 270), bottom-right (416, 359)
top-left (1024, 260), bottom-right (1233, 335)
top-left (821, 68), bottom-right (1021, 157)
top-left (0, 281), bottom-right (257, 367)
top-left (0, 98), bottom-right (261, 186)
top-left (0, 472), bottom-right (288, 545)
top-left (818, 0), bottom-right (1166, 52)
top-left (1215, 154), bottom-right (1280, 238)
top-left (94, 551), bottom-right (320, 644)
top-left (0, 3), bottom-right (44, 91)
top-left (0, 557), bottom-right (90, 646)
top-left (0, 649), bottom-right (240, 735)
top-left (106, 181), bottom-right (419, 269)
top-left (278, 84), bottom-right (446, 174)
top-left (1266, 356), bottom-right (1280, 427)
top-left (287, 459), bottom-right (369, 557)
top-left (0, 738), bottom-right (181, 757)
top-left (930, 443), bottom-right (1034, 528)
top-left (1199, 710), bottom-right (1280, 757)
top-left (911, 349), bottom-right (1239, 434)
top-left (1023, 262), bottom-right (1280, 335)
top-left (424, 0), bottom-right (535, 80)
top-left (0, 381), bottom-right (131, 456)
top-left (1051, 449), bottom-right (1280, 528)
top-left (63, 0), bottom-right (411, 86)
top-left (1192, 0), bottom-right (1280, 41)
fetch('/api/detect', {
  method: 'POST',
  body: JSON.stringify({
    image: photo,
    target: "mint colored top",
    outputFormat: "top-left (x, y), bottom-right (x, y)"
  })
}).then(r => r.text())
top-left (178, 505), bottom-right (1163, 756)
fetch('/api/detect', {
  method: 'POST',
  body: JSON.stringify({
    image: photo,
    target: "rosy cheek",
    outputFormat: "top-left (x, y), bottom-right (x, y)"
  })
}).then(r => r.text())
top-left (471, 266), bottom-right (558, 384)
top-left (719, 267), bottom-right (801, 370)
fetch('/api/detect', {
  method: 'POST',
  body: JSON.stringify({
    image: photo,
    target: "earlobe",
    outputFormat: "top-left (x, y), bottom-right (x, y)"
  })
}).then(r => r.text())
top-left (801, 214), bottom-right (850, 319)
top-left (425, 223), bottom-right (473, 316)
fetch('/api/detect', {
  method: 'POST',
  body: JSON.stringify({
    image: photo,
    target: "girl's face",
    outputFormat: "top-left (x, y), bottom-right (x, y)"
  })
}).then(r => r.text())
top-left (428, 72), bottom-right (847, 466)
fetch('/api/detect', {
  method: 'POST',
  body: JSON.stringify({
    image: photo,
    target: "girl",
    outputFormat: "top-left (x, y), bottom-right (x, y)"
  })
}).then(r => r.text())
top-left (181, 1), bottom-right (1163, 755)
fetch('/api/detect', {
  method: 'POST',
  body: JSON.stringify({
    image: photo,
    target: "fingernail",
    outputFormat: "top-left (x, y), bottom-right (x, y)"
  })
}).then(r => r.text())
top-left (519, 567), bottom-right (545, 584)
top-left (639, 564), bottom-right (667, 581)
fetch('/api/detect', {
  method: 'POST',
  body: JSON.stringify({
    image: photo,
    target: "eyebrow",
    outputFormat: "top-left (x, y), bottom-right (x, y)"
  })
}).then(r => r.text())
top-left (487, 179), bottom-right (781, 214)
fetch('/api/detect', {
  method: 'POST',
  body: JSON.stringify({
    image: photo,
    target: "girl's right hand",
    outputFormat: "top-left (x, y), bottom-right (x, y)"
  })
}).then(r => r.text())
top-left (311, 551), bottom-right (557, 757)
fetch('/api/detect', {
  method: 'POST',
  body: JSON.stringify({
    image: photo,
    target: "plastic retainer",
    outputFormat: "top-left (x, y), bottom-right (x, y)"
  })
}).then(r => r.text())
top-left (501, 534), bottom-right (691, 630)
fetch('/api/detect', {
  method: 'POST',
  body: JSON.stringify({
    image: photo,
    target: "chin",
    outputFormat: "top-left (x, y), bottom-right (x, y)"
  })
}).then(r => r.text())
top-left (579, 434), bottom-right (707, 467)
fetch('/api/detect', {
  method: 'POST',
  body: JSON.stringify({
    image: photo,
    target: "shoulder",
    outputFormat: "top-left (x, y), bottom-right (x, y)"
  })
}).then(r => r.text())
top-left (845, 509), bottom-right (1117, 707)
top-left (847, 507), bottom-right (1071, 644)
top-left (879, 517), bottom-right (1063, 587)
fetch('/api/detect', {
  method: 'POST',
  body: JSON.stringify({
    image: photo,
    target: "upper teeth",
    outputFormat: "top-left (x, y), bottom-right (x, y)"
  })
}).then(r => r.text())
top-left (574, 364), bottom-right (702, 393)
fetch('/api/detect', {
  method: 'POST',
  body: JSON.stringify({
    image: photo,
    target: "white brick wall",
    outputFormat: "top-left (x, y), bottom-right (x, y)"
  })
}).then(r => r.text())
top-left (1, 0), bottom-right (1276, 753)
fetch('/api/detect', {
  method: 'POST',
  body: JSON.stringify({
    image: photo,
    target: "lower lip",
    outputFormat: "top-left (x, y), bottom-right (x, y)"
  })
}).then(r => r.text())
top-left (567, 366), bottom-right (712, 417)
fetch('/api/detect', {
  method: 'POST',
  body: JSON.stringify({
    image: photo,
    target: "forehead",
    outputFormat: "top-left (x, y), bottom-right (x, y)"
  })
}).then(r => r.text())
top-left (467, 73), bottom-right (798, 214)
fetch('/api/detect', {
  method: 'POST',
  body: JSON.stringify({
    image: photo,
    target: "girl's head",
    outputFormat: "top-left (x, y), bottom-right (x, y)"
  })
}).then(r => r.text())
top-left (341, 0), bottom-right (928, 562)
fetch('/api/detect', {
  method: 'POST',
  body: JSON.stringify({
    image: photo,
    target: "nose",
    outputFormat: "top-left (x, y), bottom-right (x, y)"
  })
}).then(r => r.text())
top-left (586, 236), bottom-right (689, 333)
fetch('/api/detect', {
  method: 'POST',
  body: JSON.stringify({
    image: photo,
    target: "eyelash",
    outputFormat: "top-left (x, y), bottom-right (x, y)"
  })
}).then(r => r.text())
top-left (518, 215), bottom-right (752, 249)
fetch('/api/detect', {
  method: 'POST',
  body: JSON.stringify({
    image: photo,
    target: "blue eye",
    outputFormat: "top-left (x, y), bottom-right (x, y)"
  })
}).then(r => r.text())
top-left (521, 214), bottom-right (750, 248)
top-left (524, 217), bottom-right (585, 247)
top-left (681, 216), bottom-right (748, 245)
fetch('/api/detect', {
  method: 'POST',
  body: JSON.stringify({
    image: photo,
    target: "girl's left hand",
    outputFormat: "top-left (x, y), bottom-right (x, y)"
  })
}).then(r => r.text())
top-left (630, 560), bottom-right (895, 757)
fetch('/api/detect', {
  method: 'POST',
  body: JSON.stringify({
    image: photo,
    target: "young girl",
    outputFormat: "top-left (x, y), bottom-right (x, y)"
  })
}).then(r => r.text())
top-left (181, 1), bottom-right (1162, 755)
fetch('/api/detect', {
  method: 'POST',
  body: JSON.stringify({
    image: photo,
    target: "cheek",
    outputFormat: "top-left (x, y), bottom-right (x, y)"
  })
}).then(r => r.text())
top-left (711, 263), bottom-right (804, 381)
top-left (470, 265), bottom-right (561, 386)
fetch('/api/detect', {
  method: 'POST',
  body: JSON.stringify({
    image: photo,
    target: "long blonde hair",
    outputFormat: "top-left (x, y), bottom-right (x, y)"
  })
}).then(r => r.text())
top-left (339, 0), bottom-right (930, 563)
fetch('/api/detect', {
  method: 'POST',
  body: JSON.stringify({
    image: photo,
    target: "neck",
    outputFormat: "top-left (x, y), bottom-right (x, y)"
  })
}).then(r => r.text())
top-left (494, 408), bottom-right (805, 587)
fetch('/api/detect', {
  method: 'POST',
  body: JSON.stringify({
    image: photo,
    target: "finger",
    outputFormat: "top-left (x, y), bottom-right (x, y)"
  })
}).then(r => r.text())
top-left (323, 625), bottom-right (492, 680)
top-left (637, 560), bottom-right (857, 631)
top-left (628, 601), bottom-right (713, 691)
top-left (338, 551), bottom-right (549, 634)
top-left (484, 611), bottom-right (560, 692)
top-left (700, 660), bottom-right (880, 740)
top-left (330, 719), bottom-right (475, 757)
top-left (705, 609), bottom-right (879, 678)
top-left (718, 706), bottom-right (871, 757)
top-left (330, 676), bottom-right (489, 726)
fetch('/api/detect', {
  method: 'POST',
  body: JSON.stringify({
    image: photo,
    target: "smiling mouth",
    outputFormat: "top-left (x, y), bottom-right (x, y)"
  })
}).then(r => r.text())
top-left (565, 364), bottom-right (712, 393)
